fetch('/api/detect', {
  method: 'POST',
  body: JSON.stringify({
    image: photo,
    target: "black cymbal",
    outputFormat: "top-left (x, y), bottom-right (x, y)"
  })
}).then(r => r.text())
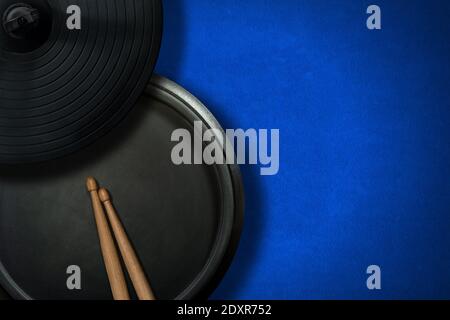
top-left (0, 0), bottom-right (162, 163)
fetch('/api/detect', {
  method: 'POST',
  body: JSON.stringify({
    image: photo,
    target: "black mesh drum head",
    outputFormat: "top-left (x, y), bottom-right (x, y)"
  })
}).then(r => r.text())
top-left (0, 76), bottom-right (244, 300)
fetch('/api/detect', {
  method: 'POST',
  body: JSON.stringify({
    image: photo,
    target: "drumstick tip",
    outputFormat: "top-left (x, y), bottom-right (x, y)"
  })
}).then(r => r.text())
top-left (98, 188), bottom-right (111, 203)
top-left (86, 176), bottom-right (98, 192)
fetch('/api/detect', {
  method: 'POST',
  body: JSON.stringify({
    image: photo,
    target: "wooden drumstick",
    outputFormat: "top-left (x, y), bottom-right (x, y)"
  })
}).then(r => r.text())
top-left (98, 188), bottom-right (156, 300)
top-left (86, 177), bottom-right (130, 300)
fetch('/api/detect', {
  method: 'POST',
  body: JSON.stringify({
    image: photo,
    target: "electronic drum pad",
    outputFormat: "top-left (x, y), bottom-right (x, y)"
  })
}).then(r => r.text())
top-left (0, 76), bottom-right (244, 300)
top-left (0, 0), bottom-right (162, 163)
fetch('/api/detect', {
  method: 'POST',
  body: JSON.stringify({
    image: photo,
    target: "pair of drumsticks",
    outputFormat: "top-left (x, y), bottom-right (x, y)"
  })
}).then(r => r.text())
top-left (86, 177), bottom-right (156, 300)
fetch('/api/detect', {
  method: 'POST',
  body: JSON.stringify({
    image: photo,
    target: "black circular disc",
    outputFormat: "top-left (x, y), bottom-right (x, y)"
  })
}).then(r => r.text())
top-left (0, 0), bottom-right (162, 164)
top-left (0, 75), bottom-right (244, 300)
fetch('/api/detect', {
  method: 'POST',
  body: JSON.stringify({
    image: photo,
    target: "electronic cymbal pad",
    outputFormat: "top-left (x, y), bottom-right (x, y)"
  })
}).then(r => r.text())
top-left (0, 0), bottom-right (162, 163)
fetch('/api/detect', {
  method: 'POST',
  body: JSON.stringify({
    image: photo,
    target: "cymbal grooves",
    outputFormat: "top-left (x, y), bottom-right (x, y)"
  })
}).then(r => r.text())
top-left (0, 0), bottom-right (162, 163)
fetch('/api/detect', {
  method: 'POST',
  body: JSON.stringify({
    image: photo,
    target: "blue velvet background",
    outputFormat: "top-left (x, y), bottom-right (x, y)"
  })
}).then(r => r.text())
top-left (156, 0), bottom-right (450, 299)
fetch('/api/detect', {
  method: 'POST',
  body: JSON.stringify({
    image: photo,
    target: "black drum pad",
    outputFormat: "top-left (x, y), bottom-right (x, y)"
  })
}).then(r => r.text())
top-left (0, 76), bottom-right (244, 300)
top-left (0, 0), bottom-right (162, 164)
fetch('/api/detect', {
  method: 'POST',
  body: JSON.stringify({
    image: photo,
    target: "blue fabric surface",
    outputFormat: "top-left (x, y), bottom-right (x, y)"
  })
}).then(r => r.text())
top-left (156, 0), bottom-right (450, 299)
